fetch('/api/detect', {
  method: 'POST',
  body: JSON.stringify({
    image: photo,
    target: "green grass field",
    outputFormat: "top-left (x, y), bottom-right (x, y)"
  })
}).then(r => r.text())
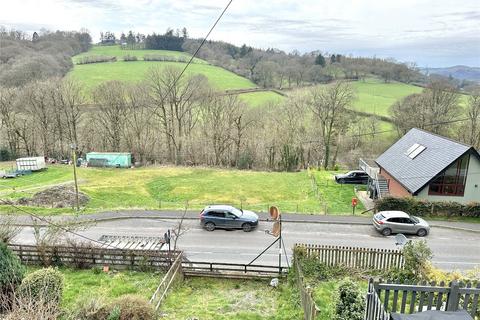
top-left (69, 47), bottom-right (430, 118)
top-left (0, 165), bottom-right (362, 215)
top-left (70, 45), bottom-right (285, 108)
top-left (72, 45), bottom-right (205, 64)
top-left (238, 91), bottom-right (285, 108)
top-left (282, 78), bottom-right (422, 119)
top-left (349, 78), bottom-right (423, 117)
top-left (69, 60), bottom-right (257, 93)
top-left (161, 277), bottom-right (302, 320)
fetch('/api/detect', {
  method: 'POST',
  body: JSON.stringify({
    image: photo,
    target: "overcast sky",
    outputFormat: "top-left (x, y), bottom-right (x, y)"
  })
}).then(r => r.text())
top-left (1, 0), bottom-right (479, 67)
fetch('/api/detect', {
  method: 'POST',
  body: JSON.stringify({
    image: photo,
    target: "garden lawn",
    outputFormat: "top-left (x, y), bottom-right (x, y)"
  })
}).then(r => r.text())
top-left (26, 267), bottom-right (161, 310)
top-left (160, 277), bottom-right (302, 320)
top-left (312, 170), bottom-right (366, 213)
top-left (312, 279), bottom-right (368, 320)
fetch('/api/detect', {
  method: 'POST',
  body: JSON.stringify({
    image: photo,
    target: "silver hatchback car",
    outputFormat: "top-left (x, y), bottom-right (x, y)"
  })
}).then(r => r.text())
top-left (373, 211), bottom-right (430, 237)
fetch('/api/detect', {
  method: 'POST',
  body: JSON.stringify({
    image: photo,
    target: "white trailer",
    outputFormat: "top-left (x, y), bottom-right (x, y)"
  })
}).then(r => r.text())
top-left (16, 157), bottom-right (46, 171)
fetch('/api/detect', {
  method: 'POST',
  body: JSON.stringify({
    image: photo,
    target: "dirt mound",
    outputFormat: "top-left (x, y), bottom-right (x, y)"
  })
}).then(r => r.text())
top-left (17, 185), bottom-right (89, 208)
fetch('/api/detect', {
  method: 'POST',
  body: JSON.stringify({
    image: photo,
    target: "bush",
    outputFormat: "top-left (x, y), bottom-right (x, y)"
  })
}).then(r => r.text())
top-left (376, 196), bottom-right (480, 218)
top-left (3, 299), bottom-right (60, 320)
top-left (402, 240), bottom-right (432, 282)
top-left (0, 242), bottom-right (26, 310)
top-left (108, 295), bottom-right (155, 320)
top-left (237, 152), bottom-right (254, 170)
top-left (0, 147), bottom-right (13, 161)
top-left (67, 295), bottom-right (109, 320)
top-left (294, 246), bottom-right (348, 282)
top-left (333, 278), bottom-right (365, 320)
top-left (76, 55), bottom-right (116, 64)
top-left (19, 267), bottom-right (64, 305)
top-left (123, 55), bottom-right (138, 62)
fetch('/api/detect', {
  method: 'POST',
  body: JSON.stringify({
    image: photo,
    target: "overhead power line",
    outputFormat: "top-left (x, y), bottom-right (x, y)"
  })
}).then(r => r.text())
top-left (303, 117), bottom-right (472, 144)
top-left (0, 199), bottom-right (117, 249)
top-left (159, 0), bottom-right (234, 102)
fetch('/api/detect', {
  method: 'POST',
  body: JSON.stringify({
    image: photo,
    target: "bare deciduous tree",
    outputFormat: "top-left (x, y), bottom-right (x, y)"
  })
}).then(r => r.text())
top-left (93, 81), bottom-right (128, 152)
top-left (465, 91), bottom-right (480, 149)
top-left (200, 94), bottom-right (247, 165)
top-left (308, 81), bottom-right (355, 169)
top-left (0, 87), bottom-right (21, 157)
top-left (391, 80), bottom-right (461, 136)
top-left (147, 66), bottom-right (207, 164)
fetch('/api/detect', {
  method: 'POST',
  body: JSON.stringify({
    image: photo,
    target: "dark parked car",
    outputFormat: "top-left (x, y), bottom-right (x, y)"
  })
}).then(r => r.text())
top-left (200, 205), bottom-right (259, 232)
top-left (335, 170), bottom-right (369, 184)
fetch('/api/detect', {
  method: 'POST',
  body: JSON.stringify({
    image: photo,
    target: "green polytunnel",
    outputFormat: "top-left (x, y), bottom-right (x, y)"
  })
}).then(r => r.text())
top-left (85, 152), bottom-right (132, 168)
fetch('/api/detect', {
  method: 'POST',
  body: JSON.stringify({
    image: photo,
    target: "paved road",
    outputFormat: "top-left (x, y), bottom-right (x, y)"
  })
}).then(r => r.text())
top-left (12, 218), bottom-right (480, 271)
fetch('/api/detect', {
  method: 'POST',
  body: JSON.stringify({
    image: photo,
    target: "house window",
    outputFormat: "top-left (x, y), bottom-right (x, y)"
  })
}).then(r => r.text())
top-left (428, 154), bottom-right (470, 196)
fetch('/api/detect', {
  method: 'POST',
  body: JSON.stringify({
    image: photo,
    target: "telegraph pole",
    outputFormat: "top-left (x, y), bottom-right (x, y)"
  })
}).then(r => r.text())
top-left (71, 143), bottom-right (80, 212)
top-left (278, 215), bottom-right (282, 275)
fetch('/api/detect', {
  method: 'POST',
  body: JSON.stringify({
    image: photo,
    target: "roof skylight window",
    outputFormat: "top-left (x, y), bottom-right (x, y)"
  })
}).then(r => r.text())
top-left (405, 143), bottom-right (426, 159)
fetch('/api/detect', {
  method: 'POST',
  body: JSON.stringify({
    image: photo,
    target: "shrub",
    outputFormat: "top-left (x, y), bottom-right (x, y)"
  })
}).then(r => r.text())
top-left (333, 278), bottom-right (365, 320)
top-left (109, 295), bottom-right (155, 320)
top-left (237, 152), bottom-right (254, 170)
top-left (402, 240), bottom-right (432, 282)
top-left (67, 295), bottom-right (109, 320)
top-left (0, 214), bottom-right (22, 243)
top-left (0, 242), bottom-right (26, 310)
top-left (19, 267), bottom-right (64, 305)
top-left (0, 147), bottom-right (13, 161)
top-left (76, 55), bottom-right (116, 64)
top-left (3, 299), bottom-right (60, 320)
top-left (123, 55), bottom-right (138, 62)
top-left (375, 196), bottom-right (480, 218)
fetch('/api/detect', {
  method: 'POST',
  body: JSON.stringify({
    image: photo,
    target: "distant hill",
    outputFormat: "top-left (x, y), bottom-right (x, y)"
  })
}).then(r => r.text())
top-left (421, 65), bottom-right (480, 82)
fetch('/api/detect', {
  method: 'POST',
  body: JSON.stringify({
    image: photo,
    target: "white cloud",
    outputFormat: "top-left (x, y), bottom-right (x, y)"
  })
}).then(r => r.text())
top-left (1, 0), bottom-right (479, 67)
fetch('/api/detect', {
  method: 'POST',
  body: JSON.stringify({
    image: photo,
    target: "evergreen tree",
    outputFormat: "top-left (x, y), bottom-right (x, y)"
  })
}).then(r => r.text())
top-left (239, 44), bottom-right (249, 57)
top-left (315, 54), bottom-right (326, 67)
top-left (127, 30), bottom-right (135, 48)
top-left (330, 54), bottom-right (336, 64)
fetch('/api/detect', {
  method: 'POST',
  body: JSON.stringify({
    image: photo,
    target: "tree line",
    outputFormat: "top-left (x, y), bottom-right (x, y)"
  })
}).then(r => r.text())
top-left (99, 28), bottom-right (423, 88)
top-left (1, 66), bottom-right (479, 169)
top-left (0, 65), bottom-right (390, 169)
top-left (0, 27), bottom-right (91, 87)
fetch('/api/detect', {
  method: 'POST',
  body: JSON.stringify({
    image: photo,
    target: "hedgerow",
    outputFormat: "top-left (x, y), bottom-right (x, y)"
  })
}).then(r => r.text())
top-left (376, 196), bottom-right (480, 217)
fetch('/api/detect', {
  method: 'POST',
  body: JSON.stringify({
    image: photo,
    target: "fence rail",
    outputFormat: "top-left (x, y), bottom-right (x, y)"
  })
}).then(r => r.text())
top-left (294, 257), bottom-right (320, 320)
top-left (366, 278), bottom-right (480, 319)
top-left (8, 244), bottom-right (178, 270)
top-left (150, 253), bottom-right (184, 310)
top-left (182, 261), bottom-right (287, 277)
top-left (296, 243), bottom-right (404, 270)
top-left (366, 278), bottom-right (389, 320)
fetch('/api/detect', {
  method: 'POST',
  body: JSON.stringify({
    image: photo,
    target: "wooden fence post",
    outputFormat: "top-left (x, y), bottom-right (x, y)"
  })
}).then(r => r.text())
top-left (447, 281), bottom-right (460, 312)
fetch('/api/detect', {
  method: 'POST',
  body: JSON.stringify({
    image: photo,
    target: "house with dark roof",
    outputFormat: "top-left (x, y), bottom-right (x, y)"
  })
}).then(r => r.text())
top-left (360, 128), bottom-right (480, 204)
